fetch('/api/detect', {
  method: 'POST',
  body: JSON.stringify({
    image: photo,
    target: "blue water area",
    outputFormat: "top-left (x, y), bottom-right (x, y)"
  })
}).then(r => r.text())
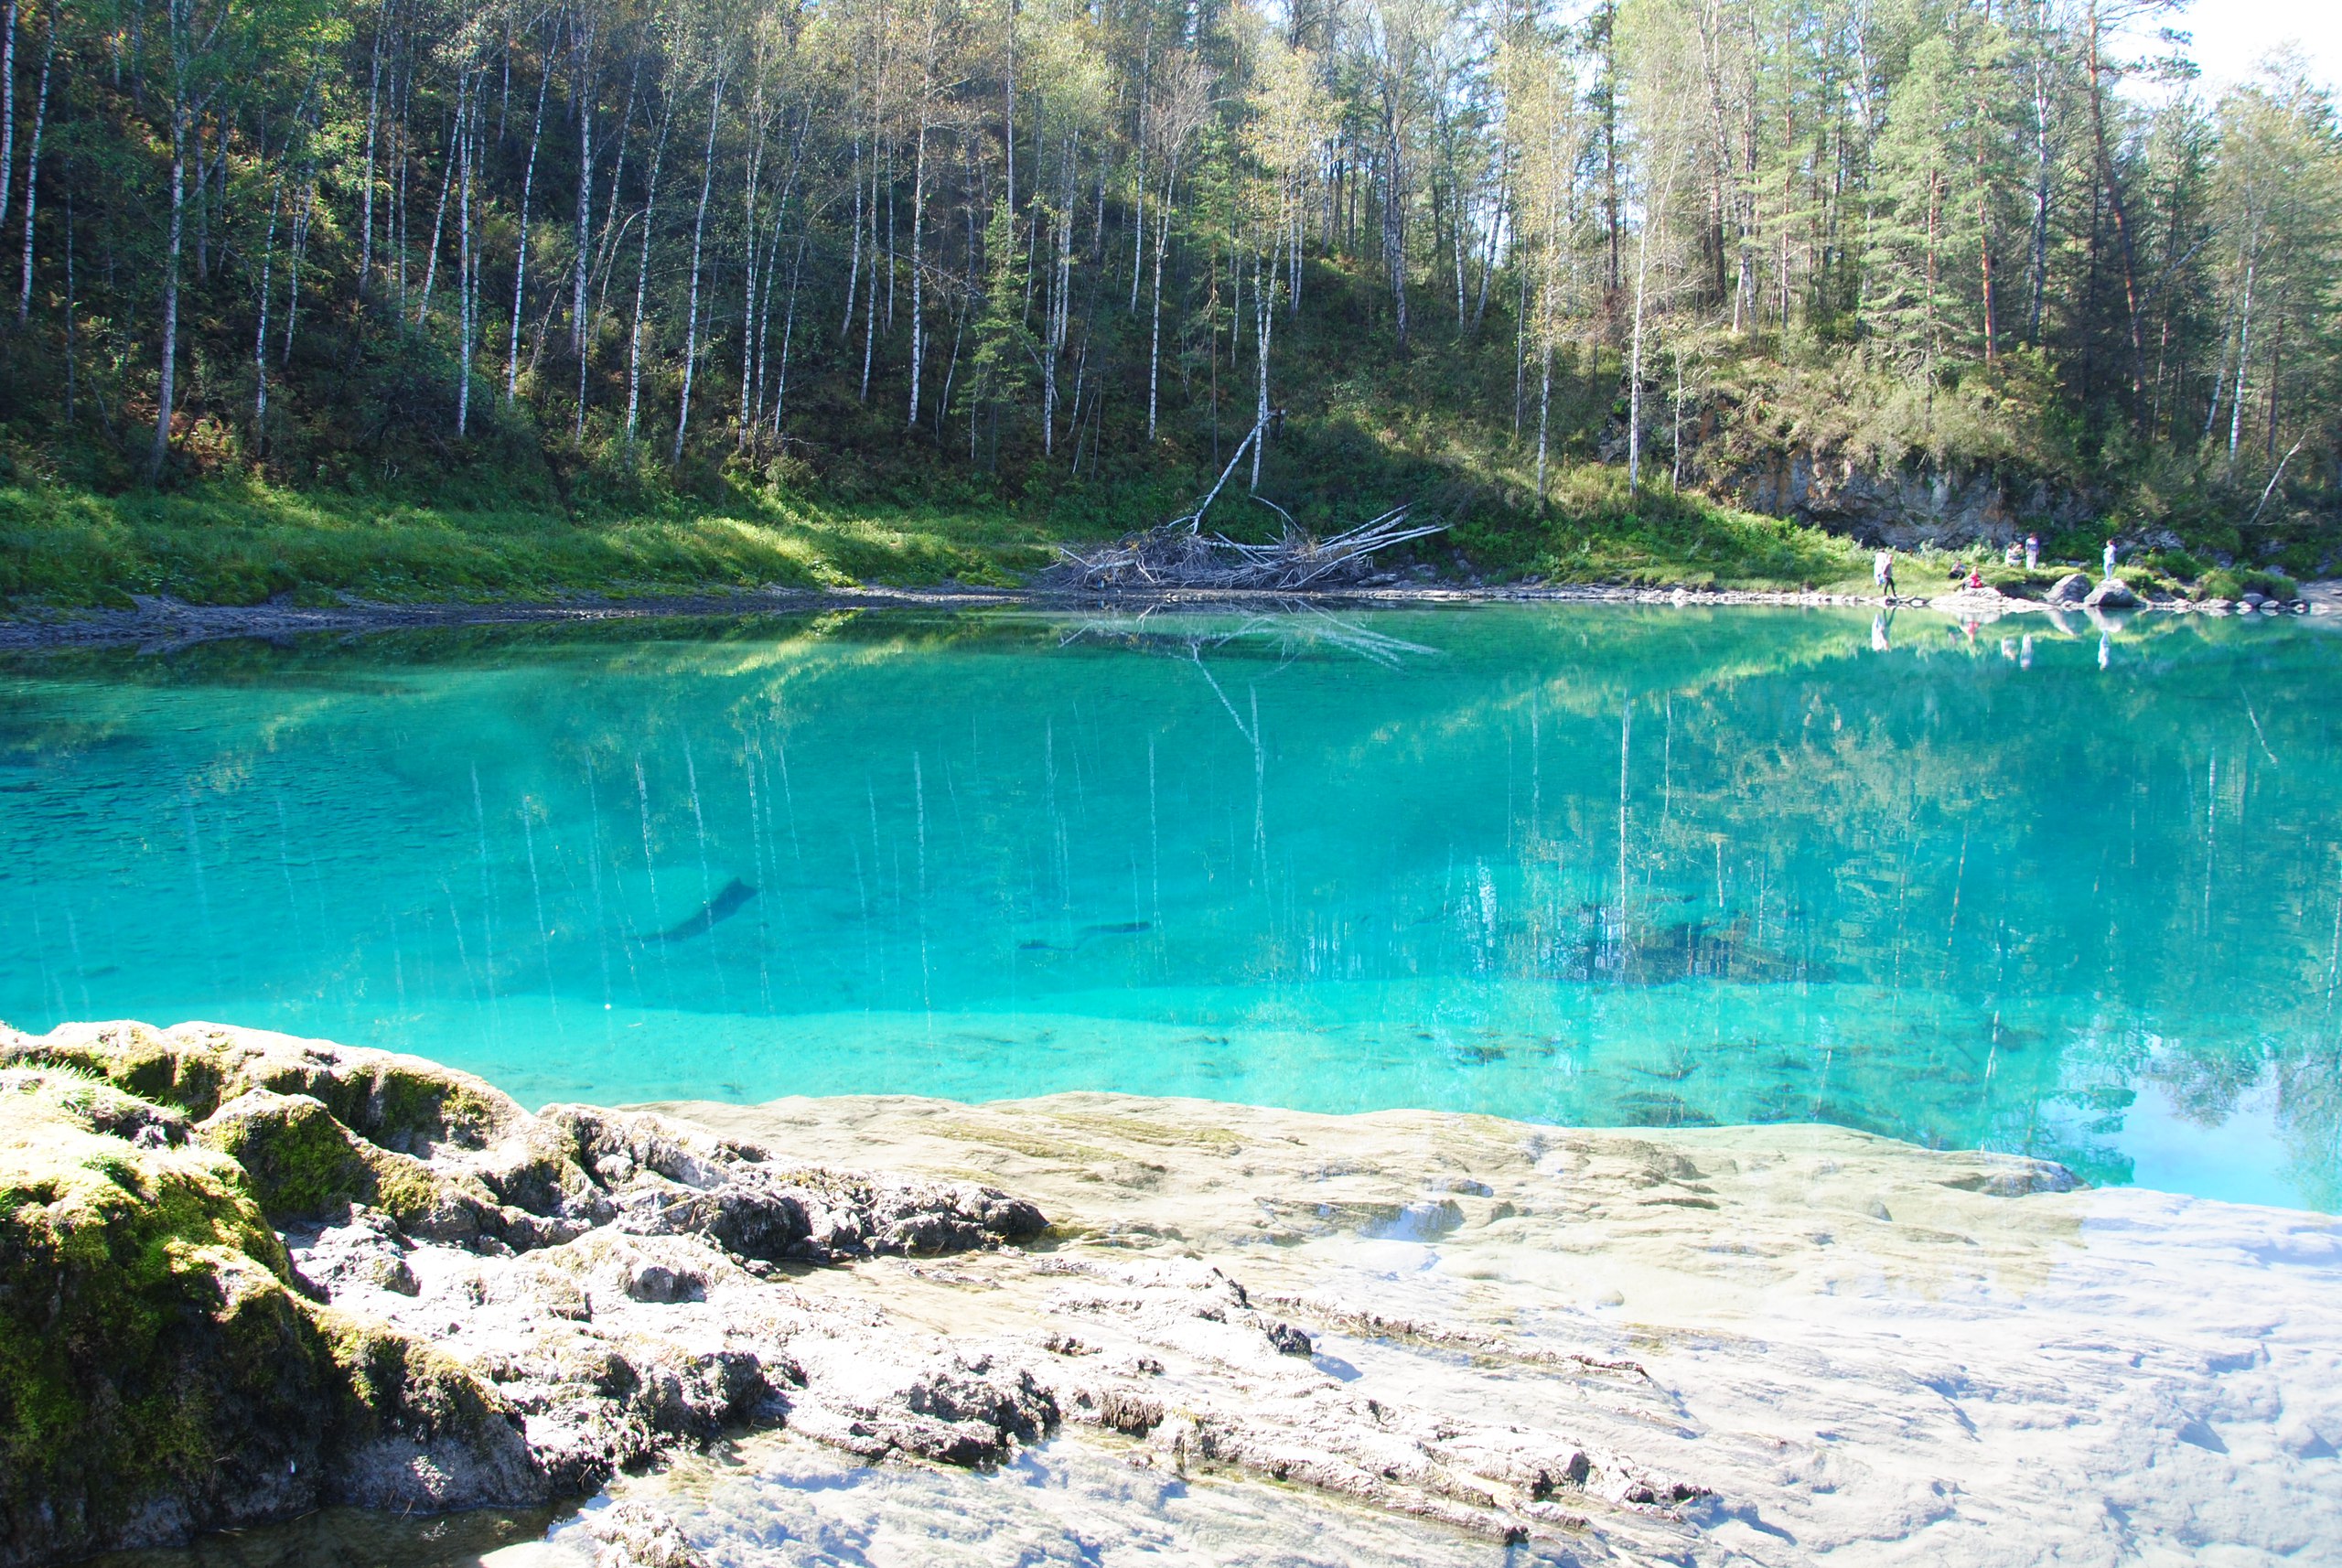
top-left (5, 604), bottom-right (2337, 1208)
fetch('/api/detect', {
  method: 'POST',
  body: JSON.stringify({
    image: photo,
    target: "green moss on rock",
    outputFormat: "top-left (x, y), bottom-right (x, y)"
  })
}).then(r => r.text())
top-left (192, 1089), bottom-right (498, 1240)
top-left (314, 1313), bottom-right (543, 1509)
top-left (0, 1073), bottom-right (334, 1563)
top-left (194, 1090), bottom-right (381, 1219)
top-left (3, 1022), bottom-right (524, 1157)
top-left (0, 1068), bottom-right (548, 1565)
top-left (2, 1022), bottom-right (233, 1120)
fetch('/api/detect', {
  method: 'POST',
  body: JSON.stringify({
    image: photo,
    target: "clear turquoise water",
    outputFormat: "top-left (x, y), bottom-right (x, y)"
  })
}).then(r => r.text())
top-left (5, 605), bottom-right (2338, 1208)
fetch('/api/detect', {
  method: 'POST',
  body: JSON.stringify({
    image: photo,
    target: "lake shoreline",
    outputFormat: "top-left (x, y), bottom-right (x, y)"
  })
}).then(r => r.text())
top-left (12, 1020), bottom-right (2342, 1568)
top-left (5, 576), bottom-right (2320, 654)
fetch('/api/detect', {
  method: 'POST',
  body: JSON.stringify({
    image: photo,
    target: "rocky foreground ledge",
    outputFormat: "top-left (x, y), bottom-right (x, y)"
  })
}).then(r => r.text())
top-left (1, 1022), bottom-right (1708, 1568)
top-left (7, 1023), bottom-right (2342, 1568)
top-left (0, 1021), bottom-right (1078, 1566)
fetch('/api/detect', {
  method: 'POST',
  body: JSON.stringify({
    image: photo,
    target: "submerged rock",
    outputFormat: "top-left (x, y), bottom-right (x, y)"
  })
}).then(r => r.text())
top-left (583, 1501), bottom-right (707, 1568)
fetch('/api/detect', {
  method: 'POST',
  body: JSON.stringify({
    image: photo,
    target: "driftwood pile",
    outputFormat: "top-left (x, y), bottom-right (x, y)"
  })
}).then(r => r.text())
top-left (1049, 421), bottom-right (1446, 592)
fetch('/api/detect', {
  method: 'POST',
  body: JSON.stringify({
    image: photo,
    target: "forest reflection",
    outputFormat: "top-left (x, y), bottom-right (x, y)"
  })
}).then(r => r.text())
top-left (4, 605), bottom-right (2337, 1208)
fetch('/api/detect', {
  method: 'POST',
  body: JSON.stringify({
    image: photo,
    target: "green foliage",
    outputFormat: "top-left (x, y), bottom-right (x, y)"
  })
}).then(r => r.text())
top-left (1702, 341), bottom-right (2084, 480)
top-left (1, 0), bottom-right (2336, 601)
top-left (2197, 566), bottom-right (2299, 602)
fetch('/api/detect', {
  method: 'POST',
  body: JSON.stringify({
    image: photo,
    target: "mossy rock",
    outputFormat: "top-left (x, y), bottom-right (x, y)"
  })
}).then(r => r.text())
top-left (0, 1071), bottom-right (545, 1563)
top-left (1, 1021), bottom-right (234, 1120)
top-left (194, 1090), bottom-right (381, 1219)
top-left (4, 1022), bottom-right (523, 1155)
top-left (0, 1073), bottom-right (337, 1561)
top-left (314, 1313), bottom-right (543, 1510)
top-left (193, 1089), bottom-right (495, 1239)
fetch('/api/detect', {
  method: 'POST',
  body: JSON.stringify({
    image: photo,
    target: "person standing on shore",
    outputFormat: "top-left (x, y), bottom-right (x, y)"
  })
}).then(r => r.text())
top-left (2025, 533), bottom-right (2040, 571)
top-left (1875, 547), bottom-right (1897, 599)
top-left (2103, 539), bottom-right (2118, 579)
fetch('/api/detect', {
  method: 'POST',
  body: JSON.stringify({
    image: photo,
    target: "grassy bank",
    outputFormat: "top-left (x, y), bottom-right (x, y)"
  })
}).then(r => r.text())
top-left (0, 478), bottom-right (1068, 607)
top-left (0, 463), bottom-right (1898, 610)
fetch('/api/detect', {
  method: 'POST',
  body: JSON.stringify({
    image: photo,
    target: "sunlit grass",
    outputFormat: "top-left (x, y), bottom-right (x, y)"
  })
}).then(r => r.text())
top-left (0, 478), bottom-right (1064, 607)
top-left (1451, 464), bottom-right (1876, 591)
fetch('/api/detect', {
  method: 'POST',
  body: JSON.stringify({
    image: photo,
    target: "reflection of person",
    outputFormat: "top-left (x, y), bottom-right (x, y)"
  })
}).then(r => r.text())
top-left (2103, 539), bottom-right (2118, 579)
top-left (2001, 638), bottom-right (2017, 660)
top-left (2099, 632), bottom-right (2111, 671)
top-left (2025, 533), bottom-right (2040, 571)
top-left (1872, 612), bottom-right (1890, 651)
top-left (1874, 548), bottom-right (1896, 598)
top-left (2020, 633), bottom-right (2035, 670)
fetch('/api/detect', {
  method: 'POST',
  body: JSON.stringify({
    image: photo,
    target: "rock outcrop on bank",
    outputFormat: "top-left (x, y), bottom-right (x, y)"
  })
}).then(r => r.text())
top-left (0, 1022), bottom-right (1050, 1567)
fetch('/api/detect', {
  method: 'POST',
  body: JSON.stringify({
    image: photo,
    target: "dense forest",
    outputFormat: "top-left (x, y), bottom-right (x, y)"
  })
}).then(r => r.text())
top-left (0, 0), bottom-right (2337, 582)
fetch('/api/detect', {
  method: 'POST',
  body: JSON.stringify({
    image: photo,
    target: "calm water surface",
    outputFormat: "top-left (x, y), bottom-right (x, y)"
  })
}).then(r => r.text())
top-left (6, 604), bottom-right (2338, 1208)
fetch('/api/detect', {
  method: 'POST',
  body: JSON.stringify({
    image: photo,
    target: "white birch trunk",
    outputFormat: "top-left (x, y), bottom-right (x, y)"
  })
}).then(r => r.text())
top-left (417, 99), bottom-right (457, 325)
top-left (360, 6), bottom-right (386, 292)
top-left (282, 166), bottom-right (315, 364)
top-left (735, 94), bottom-right (768, 446)
top-left (2228, 256), bottom-right (2254, 467)
top-left (16, 0), bottom-right (55, 324)
top-left (0, 3), bottom-right (16, 231)
top-left (152, 107), bottom-right (188, 484)
top-left (626, 108), bottom-right (669, 445)
top-left (673, 70), bottom-right (725, 463)
top-left (860, 134), bottom-right (880, 400)
top-left (1146, 162), bottom-right (1173, 440)
top-left (254, 174), bottom-right (283, 435)
top-left (772, 234), bottom-right (806, 437)
top-left (458, 83), bottom-right (477, 435)
top-left (1535, 325), bottom-right (1553, 505)
top-left (506, 53), bottom-right (549, 401)
top-left (842, 135), bottom-right (862, 336)
top-left (570, 23), bottom-right (596, 439)
top-left (1252, 225), bottom-right (1276, 492)
top-left (906, 63), bottom-right (932, 429)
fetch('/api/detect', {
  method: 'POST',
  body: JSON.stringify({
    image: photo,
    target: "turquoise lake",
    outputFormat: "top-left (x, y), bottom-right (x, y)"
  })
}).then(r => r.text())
top-left (5, 604), bottom-right (2338, 1208)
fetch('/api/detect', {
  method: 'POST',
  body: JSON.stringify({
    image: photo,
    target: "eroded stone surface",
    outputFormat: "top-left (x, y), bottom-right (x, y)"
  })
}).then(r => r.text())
top-left (0, 1023), bottom-right (1060, 1566)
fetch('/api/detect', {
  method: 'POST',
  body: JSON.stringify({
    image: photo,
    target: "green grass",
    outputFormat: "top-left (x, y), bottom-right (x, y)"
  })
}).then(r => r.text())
top-left (0, 463), bottom-right (1894, 608)
top-left (1453, 465), bottom-right (1877, 592)
top-left (0, 477), bottom-right (1067, 608)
